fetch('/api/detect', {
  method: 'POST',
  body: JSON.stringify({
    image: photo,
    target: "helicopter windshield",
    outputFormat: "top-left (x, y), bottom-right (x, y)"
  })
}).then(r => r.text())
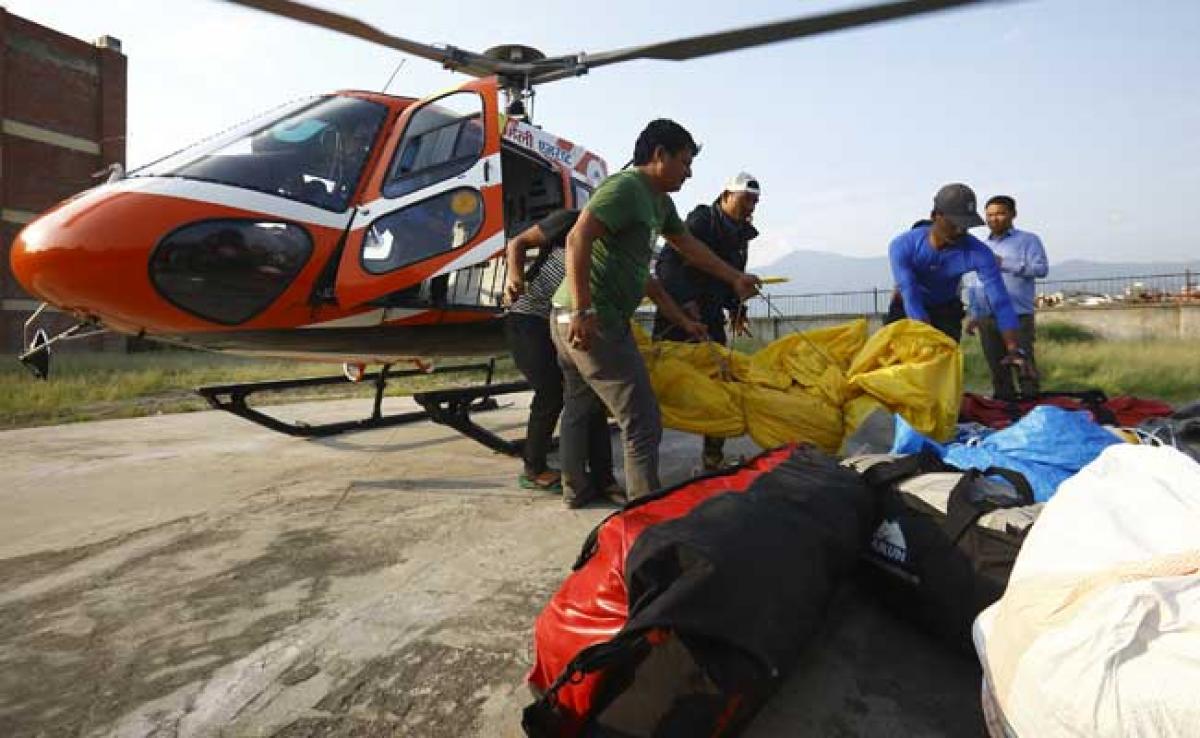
top-left (133, 96), bottom-right (388, 212)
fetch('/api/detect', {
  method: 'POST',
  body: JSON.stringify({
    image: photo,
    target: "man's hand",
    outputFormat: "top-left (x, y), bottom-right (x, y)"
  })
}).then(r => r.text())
top-left (733, 273), bottom-right (761, 301)
top-left (567, 311), bottom-right (599, 352)
top-left (995, 253), bottom-right (1004, 269)
top-left (1000, 347), bottom-right (1037, 380)
top-left (731, 309), bottom-right (752, 337)
top-left (681, 319), bottom-right (709, 343)
top-left (504, 276), bottom-right (526, 305)
top-left (965, 318), bottom-right (979, 336)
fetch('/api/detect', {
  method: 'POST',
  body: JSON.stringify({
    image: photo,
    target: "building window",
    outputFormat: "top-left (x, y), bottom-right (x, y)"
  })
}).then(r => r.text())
top-left (384, 92), bottom-right (485, 199)
top-left (150, 220), bottom-right (313, 324)
top-left (361, 188), bottom-right (484, 274)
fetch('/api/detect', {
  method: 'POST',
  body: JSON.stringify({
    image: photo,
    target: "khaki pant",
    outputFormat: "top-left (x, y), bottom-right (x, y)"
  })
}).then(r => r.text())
top-left (551, 310), bottom-right (662, 501)
top-left (979, 313), bottom-right (1038, 401)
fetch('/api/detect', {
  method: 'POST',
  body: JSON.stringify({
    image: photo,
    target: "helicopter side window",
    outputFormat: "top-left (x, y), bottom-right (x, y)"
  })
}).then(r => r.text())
top-left (361, 187), bottom-right (484, 274)
top-left (384, 92), bottom-right (485, 199)
top-left (136, 96), bottom-right (388, 213)
top-left (149, 220), bottom-right (313, 325)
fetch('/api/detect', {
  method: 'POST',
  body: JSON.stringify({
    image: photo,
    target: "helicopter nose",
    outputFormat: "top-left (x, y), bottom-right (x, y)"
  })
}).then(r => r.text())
top-left (10, 209), bottom-right (81, 307)
top-left (9, 186), bottom-right (162, 332)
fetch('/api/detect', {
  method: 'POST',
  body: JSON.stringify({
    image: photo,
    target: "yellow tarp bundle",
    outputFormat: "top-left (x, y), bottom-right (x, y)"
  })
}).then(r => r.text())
top-left (636, 318), bottom-right (962, 453)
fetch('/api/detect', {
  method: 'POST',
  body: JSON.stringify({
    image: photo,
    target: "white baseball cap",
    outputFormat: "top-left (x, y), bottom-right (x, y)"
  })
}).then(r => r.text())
top-left (724, 172), bottom-right (761, 196)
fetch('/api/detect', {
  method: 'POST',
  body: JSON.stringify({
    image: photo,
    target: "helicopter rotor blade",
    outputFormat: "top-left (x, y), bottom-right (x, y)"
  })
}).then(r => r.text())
top-left (530, 0), bottom-right (996, 84)
top-left (220, 0), bottom-right (514, 77)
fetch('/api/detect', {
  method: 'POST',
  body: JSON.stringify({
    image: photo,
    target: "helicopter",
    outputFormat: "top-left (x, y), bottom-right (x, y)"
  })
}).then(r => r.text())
top-left (10, 0), bottom-right (994, 444)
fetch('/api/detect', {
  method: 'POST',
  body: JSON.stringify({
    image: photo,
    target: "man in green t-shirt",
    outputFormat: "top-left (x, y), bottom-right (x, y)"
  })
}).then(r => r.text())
top-left (550, 119), bottom-right (760, 507)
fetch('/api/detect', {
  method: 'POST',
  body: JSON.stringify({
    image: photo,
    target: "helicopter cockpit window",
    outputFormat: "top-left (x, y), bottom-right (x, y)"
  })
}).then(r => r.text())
top-left (133, 96), bottom-right (388, 213)
top-left (361, 187), bottom-right (484, 274)
top-left (383, 92), bottom-right (485, 199)
top-left (150, 220), bottom-right (313, 325)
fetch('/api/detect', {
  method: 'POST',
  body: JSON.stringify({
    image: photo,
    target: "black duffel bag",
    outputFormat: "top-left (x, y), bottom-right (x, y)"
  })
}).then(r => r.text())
top-left (524, 445), bottom-right (877, 737)
top-left (846, 451), bottom-right (1038, 652)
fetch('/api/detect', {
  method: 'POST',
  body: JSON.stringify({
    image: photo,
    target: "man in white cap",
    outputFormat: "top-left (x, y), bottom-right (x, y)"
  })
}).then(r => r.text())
top-left (653, 171), bottom-right (761, 470)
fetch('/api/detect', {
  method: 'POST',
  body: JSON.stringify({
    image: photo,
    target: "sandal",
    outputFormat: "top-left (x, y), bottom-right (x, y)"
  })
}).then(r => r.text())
top-left (519, 470), bottom-right (562, 492)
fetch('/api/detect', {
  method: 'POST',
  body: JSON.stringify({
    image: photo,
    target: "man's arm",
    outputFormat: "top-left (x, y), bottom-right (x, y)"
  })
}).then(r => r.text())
top-left (1016, 234), bottom-right (1049, 278)
top-left (975, 249), bottom-right (1022, 350)
top-left (563, 209), bottom-right (608, 351)
top-left (503, 224), bottom-right (546, 303)
top-left (646, 277), bottom-right (708, 342)
top-left (888, 235), bottom-right (930, 323)
top-left (662, 229), bottom-right (759, 301)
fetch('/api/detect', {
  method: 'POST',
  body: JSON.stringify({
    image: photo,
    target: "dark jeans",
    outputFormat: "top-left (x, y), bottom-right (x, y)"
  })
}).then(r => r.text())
top-left (979, 313), bottom-right (1039, 401)
top-left (885, 295), bottom-right (965, 343)
top-left (652, 312), bottom-right (727, 461)
top-left (504, 312), bottom-right (564, 476)
top-left (551, 310), bottom-right (659, 500)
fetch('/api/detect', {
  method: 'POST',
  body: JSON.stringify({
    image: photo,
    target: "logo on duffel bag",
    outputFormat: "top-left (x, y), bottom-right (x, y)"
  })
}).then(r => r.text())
top-left (870, 519), bottom-right (908, 563)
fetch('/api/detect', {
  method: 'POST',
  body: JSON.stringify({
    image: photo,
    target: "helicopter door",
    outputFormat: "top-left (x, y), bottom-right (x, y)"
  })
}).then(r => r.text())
top-left (333, 78), bottom-right (503, 308)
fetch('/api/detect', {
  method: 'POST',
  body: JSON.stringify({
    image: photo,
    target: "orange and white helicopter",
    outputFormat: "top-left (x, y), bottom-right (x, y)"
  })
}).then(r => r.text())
top-left (11, 0), bottom-right (991, 444)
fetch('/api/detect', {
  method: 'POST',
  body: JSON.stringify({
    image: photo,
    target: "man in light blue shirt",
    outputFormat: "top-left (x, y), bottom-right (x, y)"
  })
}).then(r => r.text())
top-left (966, 195), bottom-right (1049, 400)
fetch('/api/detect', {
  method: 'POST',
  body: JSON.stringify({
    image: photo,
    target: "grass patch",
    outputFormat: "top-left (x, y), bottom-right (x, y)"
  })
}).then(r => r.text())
top-left (4, 320), bottom-right (1197, 431)
top-left (0, 350), bottom-right (516, 430)
top-left (1037, 321), bottom-right (1099, 344)
top-left (961, 328), bottom-right (1200, 403)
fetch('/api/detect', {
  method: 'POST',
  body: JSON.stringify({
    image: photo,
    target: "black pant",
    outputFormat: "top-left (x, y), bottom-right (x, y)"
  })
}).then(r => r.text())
top-left (979, 313), bottom-right (1039, 401)
top-left (504, 312), bottom-right (564, 476)
top-left (651, 311), bottom-right (728, 463)
top-left (885, 295), bottom-right (965, 343)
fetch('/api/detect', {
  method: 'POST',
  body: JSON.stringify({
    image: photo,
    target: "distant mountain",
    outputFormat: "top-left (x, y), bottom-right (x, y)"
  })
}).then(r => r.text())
top-left (756, 249), bottom-right (1200, 294)
top-left (754, 250), bottom-right (892, 294)
top-left (1046, 259), bottom-right (1200, 282)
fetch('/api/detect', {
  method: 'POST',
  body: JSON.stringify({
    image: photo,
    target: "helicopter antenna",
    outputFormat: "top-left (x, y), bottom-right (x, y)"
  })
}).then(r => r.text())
top-left (381, 58), bottom-right (407, 93)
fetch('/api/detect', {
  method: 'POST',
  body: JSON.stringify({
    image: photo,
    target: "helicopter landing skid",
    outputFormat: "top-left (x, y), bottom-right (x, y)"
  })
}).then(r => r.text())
top-left (196, 361), bottom-right (531, 455)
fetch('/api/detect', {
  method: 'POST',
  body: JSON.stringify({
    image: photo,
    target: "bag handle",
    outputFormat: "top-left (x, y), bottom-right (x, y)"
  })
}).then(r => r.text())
top-left (944, 467), bottom-right (1033, 544)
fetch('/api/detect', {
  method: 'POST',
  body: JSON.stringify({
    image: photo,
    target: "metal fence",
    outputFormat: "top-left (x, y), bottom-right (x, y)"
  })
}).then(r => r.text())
top-left (749, 271), bottom-right (1199, 318)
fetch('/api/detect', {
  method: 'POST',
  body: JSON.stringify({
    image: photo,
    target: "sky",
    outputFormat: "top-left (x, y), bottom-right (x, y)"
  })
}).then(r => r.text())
top-left (7, 0), bottom-right (1199, 268)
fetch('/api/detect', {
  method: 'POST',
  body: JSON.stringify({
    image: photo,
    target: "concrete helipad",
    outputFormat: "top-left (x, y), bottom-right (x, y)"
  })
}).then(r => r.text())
top-left (0, 393), bottom-right (982, 736)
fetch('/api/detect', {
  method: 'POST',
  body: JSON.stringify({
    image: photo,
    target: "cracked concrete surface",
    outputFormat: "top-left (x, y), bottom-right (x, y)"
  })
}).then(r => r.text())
top-left (0, 394), bottom-right (981, 736)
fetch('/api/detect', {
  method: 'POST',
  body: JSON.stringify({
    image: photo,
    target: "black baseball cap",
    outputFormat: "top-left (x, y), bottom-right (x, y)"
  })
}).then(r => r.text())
top-left (933, 183), bottom-right (984, 229)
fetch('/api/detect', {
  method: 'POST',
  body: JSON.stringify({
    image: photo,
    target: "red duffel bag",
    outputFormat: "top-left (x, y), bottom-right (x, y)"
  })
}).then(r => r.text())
top-left (524, 444), bottom-right (876, 737)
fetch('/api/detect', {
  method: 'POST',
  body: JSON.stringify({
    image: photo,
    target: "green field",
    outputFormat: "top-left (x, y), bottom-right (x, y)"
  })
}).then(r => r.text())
top-left (961, 321), bottom-right (1200, 403)
top-left (2, 322), bottom-right (1196, 430)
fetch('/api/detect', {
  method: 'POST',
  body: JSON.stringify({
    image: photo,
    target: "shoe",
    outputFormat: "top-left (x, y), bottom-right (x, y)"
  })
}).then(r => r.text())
top-left (588, 475), bottom-right (627, 505)
top-left (599, 480), bottom-right (627, 507)
top-left (701, 450), bottom-right (725, 473)
top-left (564, 487), bottom-right (599, 509)
top-left (519, 470), bottom-right (562, 493)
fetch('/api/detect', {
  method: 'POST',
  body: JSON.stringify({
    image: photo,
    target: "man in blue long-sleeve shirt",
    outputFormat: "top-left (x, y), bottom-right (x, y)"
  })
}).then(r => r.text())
top-left (885, 183), bottom-right (1024, 369)
top-left (965, 195), bottom-right (1048, 399)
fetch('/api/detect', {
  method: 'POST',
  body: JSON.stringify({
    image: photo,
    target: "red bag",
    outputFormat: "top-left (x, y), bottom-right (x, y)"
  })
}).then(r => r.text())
top-left (526, 448), bottom-right (792, 732)
top-left (524, 445), bottom-right (876, 737)
top-left (960, 391), bottom-right (1172, 429)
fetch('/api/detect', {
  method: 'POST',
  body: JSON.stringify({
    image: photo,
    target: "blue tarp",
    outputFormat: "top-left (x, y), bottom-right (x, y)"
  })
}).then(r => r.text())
top-left (891, 406), bottom-right (1122, 502)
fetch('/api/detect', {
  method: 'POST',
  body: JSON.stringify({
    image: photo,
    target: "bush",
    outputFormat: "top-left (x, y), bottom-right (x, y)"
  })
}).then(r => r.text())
top-left (1038, 322), bottom-right (1098, 343)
